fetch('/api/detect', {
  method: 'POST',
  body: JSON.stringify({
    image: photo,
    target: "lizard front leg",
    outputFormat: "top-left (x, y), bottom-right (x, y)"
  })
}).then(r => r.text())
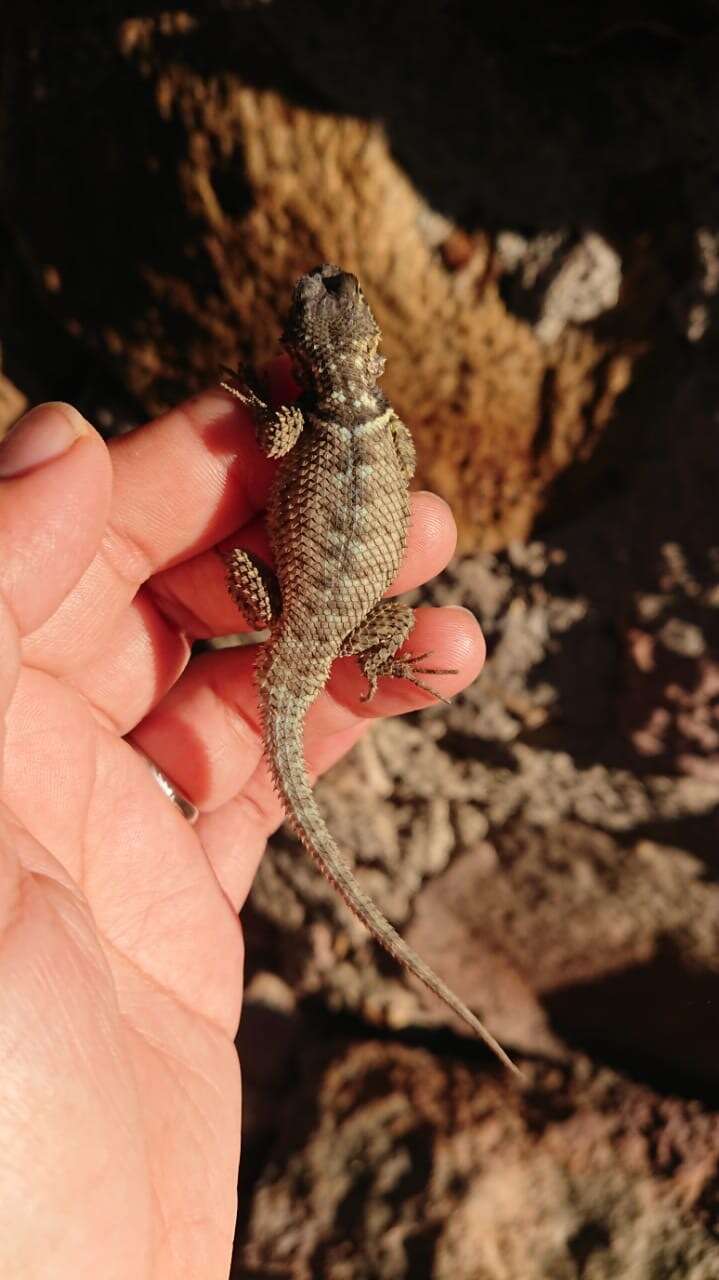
top-left (225, 548), bottom-right (280, 630)
top-left (220, 365), bottom-right (304, 457)
top-left (340, 601), bottom-right (456, 704)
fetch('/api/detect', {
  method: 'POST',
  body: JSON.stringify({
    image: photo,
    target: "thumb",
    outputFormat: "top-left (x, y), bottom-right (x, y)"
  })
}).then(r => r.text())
top-left (0, 403), bottom-right (112, 636)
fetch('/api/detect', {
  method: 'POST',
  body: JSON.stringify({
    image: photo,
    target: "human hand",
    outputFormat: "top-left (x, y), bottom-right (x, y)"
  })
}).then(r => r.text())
top-left (0, 374), bottom-right (485, 1279)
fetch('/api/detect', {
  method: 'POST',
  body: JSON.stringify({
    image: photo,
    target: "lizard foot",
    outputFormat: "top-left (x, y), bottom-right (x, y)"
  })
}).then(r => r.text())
top-left (219, 365), bottom-right (266, 412)
top-left (219, 364), bottom-right (304, 458)
top-left (360, 651), bottom-right (457, 705)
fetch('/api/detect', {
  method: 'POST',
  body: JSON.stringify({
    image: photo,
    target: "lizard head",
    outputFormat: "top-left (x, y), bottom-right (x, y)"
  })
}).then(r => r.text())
top-left (281, 265), bottom-right (385, 407)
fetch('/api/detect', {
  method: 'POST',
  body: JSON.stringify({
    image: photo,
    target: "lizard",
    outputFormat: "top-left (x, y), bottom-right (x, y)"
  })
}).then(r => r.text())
top-left (220, 264), bottom-right (518, 1076)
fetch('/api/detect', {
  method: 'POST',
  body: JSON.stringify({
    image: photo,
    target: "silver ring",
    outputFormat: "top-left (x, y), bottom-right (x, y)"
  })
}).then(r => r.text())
top-left (137, 751), bottom-right (200, 824)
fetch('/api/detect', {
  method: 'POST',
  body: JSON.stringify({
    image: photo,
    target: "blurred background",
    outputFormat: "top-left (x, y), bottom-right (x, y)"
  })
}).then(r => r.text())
top-left (2, 3), bottom-right (719, 1275)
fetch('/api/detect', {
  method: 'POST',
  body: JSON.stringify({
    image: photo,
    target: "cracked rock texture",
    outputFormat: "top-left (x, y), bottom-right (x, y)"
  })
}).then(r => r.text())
top-left (3, 1), bottom-right (719, 1274)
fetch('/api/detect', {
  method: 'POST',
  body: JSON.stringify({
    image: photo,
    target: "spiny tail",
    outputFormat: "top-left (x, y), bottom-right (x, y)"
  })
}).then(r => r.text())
top-left (264, 685), bottom-right (521, 1078)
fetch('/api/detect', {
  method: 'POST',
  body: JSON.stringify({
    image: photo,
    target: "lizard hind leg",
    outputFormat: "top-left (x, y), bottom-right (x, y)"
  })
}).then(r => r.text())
top-left (340, 601), bottom-right (457, 705)
top-left (225, 548), bottom-right (281, 631)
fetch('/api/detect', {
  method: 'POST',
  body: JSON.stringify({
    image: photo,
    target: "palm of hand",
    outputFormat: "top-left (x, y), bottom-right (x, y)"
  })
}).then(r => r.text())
top-left (1, 400), bottom-right (251, 1280)
top-left (1, 660), bottom-right (243, 1279)
top-left (0, 391), bottom-right (482, 1278)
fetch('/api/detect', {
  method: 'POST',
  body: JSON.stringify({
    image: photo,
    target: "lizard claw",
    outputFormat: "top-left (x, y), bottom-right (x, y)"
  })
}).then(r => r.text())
top-left (401, 674), bottom-right (455, 706)
top-left (360, 651), bottom-right (457, 705)
top-left (218, 363), bottom-right (267, 410)
top-left (388, 651), bottom-right (457, 704)
top-left (359, 677), bottom-right (379, 703)
top-left (403, 650), bottom-right (457, 675)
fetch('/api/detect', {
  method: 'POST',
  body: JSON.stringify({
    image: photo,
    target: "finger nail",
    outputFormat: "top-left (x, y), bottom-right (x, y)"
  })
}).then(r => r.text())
top-left (0, 403), bottom-right (90, 478)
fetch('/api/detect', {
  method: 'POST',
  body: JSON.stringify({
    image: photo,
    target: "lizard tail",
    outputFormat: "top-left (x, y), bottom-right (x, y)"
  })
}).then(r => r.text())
top-left (263, 685), bottom-right (521, 1078)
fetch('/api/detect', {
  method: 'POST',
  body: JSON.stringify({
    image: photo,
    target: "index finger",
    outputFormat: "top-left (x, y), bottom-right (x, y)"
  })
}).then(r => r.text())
top-left (106, 390), bottom-right (275, 579)
top-left (107, 358), bottom-right (296, 579)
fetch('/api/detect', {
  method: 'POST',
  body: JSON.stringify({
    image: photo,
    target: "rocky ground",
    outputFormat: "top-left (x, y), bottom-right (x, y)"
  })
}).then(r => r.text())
top-left (3, 3), bottom-right (719, 1275)
top-left (236, 1037), bottom-right (719, 1279)
top-left (238, 464), bottom-right (719, 1273)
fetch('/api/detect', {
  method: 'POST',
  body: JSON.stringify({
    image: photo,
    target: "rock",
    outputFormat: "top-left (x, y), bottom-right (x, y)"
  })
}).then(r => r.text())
top-left (9, 4), bottom-right (701, 546)
top-left (236, 1038), bottom-right (719, 1279)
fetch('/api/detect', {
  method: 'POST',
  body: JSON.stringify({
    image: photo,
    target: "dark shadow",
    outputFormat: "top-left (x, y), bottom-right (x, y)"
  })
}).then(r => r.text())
top-left (544, 941), bottom-right (719, 1099)
top-left (567, 1221), bottom-right (612, 1274)
top-left (403, 1222), bottom-right (443, 1279)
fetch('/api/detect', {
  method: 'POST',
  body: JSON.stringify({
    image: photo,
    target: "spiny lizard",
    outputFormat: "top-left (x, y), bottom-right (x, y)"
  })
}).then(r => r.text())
top-left (220, 264), bottom-right (517, 1076)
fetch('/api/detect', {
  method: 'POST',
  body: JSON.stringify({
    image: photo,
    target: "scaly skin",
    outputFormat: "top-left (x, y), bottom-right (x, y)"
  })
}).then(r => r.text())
top-left (221, 265), bottom-right (518, 1076)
